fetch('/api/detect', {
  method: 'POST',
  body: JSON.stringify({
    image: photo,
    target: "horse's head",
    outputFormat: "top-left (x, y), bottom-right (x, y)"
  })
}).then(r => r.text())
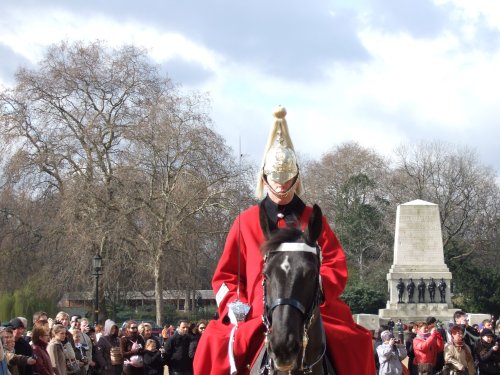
top-left (260, 204), bottom-right (323, 372)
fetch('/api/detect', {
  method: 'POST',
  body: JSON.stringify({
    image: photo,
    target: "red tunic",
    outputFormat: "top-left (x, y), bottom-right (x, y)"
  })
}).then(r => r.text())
top-left (193, 203), bottom-right (375, 375)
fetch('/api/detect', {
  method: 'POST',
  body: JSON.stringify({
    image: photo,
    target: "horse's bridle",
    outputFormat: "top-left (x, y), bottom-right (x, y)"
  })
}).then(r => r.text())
top-left (261, 242), bottom-right (326, 374)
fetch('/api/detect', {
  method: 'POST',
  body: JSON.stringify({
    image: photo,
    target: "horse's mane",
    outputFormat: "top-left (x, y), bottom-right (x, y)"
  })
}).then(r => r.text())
top-left (260, 227), bottom-right (303, 256)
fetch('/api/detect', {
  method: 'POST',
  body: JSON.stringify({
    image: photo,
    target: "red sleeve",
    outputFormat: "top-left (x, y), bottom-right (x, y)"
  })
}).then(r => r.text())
top-left (414, 332), bottom-right (442, 352)
top-left (435, 331), bottom-right (444, 351)
top-left (318, 216), bottom-right (348, 299)
top-left (212, 215), bottom-right (249, 319)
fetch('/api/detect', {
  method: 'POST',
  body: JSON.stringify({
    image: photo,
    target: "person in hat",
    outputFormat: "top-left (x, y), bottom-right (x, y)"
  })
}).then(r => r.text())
top-left (474, 328), bottom-right (500, 374)
top-left (10, 318), bottom-right (34, 375)
top-left (193, 106), bottom-right (375, 375)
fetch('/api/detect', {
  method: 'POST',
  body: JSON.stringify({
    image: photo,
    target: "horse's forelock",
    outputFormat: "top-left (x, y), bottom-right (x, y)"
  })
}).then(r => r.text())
top-left (260, 227), bottom-right (303, 256)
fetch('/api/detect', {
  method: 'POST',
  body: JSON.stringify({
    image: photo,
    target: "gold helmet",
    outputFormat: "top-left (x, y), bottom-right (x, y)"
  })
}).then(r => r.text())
top-left (255, 106), bottom-right (303, 198)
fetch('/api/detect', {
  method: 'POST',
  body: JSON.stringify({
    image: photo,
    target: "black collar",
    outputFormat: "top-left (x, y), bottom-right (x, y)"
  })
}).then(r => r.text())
top-left (261, 195), bottom-right (306, 232)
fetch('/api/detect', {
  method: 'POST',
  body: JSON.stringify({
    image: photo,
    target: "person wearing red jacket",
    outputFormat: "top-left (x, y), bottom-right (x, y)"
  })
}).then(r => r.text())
top-left (412, 321), bottom-right (445, 374)
top-left (193, 106), bottom-right (375, 375)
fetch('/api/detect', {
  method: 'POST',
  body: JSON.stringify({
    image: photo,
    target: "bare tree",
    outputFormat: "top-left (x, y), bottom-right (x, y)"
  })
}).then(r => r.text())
top-left (0, 41), bottom-right (241, 320)
top-left (389, 141), bottom-right (500, 260)
top-left (302, 142), bottom-right (393, 283)
top-left (118, 94), bottom-right (241, 323)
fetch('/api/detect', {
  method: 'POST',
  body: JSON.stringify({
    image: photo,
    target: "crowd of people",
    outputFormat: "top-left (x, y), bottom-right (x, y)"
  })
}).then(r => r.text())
top-left (3, 308), bottom-right (498, 375)
top-left (374, 311), bottom-right (500, 375)
top-left (0, 311), bottom-right (207, 375)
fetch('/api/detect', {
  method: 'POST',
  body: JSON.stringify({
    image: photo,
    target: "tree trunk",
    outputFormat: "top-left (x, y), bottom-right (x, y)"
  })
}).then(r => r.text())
top-left (184, 290), bottom-right (190, 311)
top-left (154, 251), bottom-right (164, 326)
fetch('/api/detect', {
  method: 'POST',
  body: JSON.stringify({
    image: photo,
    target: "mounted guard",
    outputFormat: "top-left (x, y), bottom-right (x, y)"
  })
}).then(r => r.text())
top-left (193, 106), bottom-right (375, 375)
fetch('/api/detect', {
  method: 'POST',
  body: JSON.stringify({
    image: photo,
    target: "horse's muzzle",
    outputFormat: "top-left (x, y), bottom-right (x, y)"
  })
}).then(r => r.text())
top-left (269, 335), bottom-right (301, 372)
top-left (273, 358), bottom-right (297, 372)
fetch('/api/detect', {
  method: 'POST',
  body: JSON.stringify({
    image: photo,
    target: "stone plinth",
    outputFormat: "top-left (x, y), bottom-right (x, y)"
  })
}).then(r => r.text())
top-left (467, 313), bottom-right (491, 325)
top-left (379, 303), bottom-right (456, 323)
top-left (379, 200), bottom-right (457, 322)
top-left (353, 314), bottom-right (380, 332)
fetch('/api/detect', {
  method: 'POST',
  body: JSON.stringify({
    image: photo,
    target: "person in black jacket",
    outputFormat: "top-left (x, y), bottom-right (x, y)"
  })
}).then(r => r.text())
top-left (11, 318), bottom-right (33, 375)
top-left (95, 320), bottom-right (122, 375)
top-left (143, 339), bottom-right (165, 375)
top-left (164, 320), bottom-right (192, 375)
top-left (474, 329), bottom-right (500, 374)
top-left (453, 310), bottom-right (480, 361)
top-left (405, 322), bottom-right (418, 375)
top-left (188, 321), bottom-right (207, 360)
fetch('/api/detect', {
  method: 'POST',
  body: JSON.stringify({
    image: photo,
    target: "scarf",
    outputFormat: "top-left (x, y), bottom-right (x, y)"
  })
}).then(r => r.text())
top-left (453, 337), bottom-right (473, 362)
top-left (452, 336), bottom-right (464, 350)
top-left (417, 332), bottom-right (431, 340)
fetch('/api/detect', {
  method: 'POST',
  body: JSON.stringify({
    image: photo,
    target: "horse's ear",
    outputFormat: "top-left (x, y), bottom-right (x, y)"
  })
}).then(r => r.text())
top-left (259, 201), bottom-right (271, 240)
top-left (304, 204), bottom-right (323, 245)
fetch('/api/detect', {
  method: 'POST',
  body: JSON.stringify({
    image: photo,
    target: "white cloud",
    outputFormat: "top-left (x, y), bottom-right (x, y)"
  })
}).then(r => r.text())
top-left (0, 7), bottom-right (221, 72)
top-left (1, 0), bottom-right (500, 172)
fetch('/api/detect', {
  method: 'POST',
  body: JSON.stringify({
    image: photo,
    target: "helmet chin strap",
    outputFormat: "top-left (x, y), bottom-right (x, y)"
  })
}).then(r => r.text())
top-left (263, 174), bottom-right (299, 199)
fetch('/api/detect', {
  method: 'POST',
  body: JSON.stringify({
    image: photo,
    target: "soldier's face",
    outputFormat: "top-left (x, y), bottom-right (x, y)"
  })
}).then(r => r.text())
top-left (266, 177), bottom-right (297, 205)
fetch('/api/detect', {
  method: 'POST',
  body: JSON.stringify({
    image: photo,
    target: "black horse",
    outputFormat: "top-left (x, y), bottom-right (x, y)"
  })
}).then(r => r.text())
top-left (253, 204), bottom-right (335, 375)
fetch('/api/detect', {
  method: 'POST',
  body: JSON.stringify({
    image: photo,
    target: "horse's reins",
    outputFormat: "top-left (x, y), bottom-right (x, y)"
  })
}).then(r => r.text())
top-left (261, 242), bottom-right (326, 374)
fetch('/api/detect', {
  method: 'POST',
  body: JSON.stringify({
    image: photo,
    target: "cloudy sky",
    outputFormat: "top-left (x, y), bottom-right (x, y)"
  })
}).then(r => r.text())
top-left (1, 0), bottom-right (500, 172)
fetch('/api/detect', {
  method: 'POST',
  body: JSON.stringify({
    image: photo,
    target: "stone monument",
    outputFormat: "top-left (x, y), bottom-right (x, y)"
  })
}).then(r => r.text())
top-left (379, 199), bottom-right (456, 323)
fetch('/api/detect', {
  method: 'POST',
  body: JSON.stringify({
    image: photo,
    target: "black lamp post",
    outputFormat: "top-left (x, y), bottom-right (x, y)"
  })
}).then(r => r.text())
top-left (92, 254), bottom-right (103, 325)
